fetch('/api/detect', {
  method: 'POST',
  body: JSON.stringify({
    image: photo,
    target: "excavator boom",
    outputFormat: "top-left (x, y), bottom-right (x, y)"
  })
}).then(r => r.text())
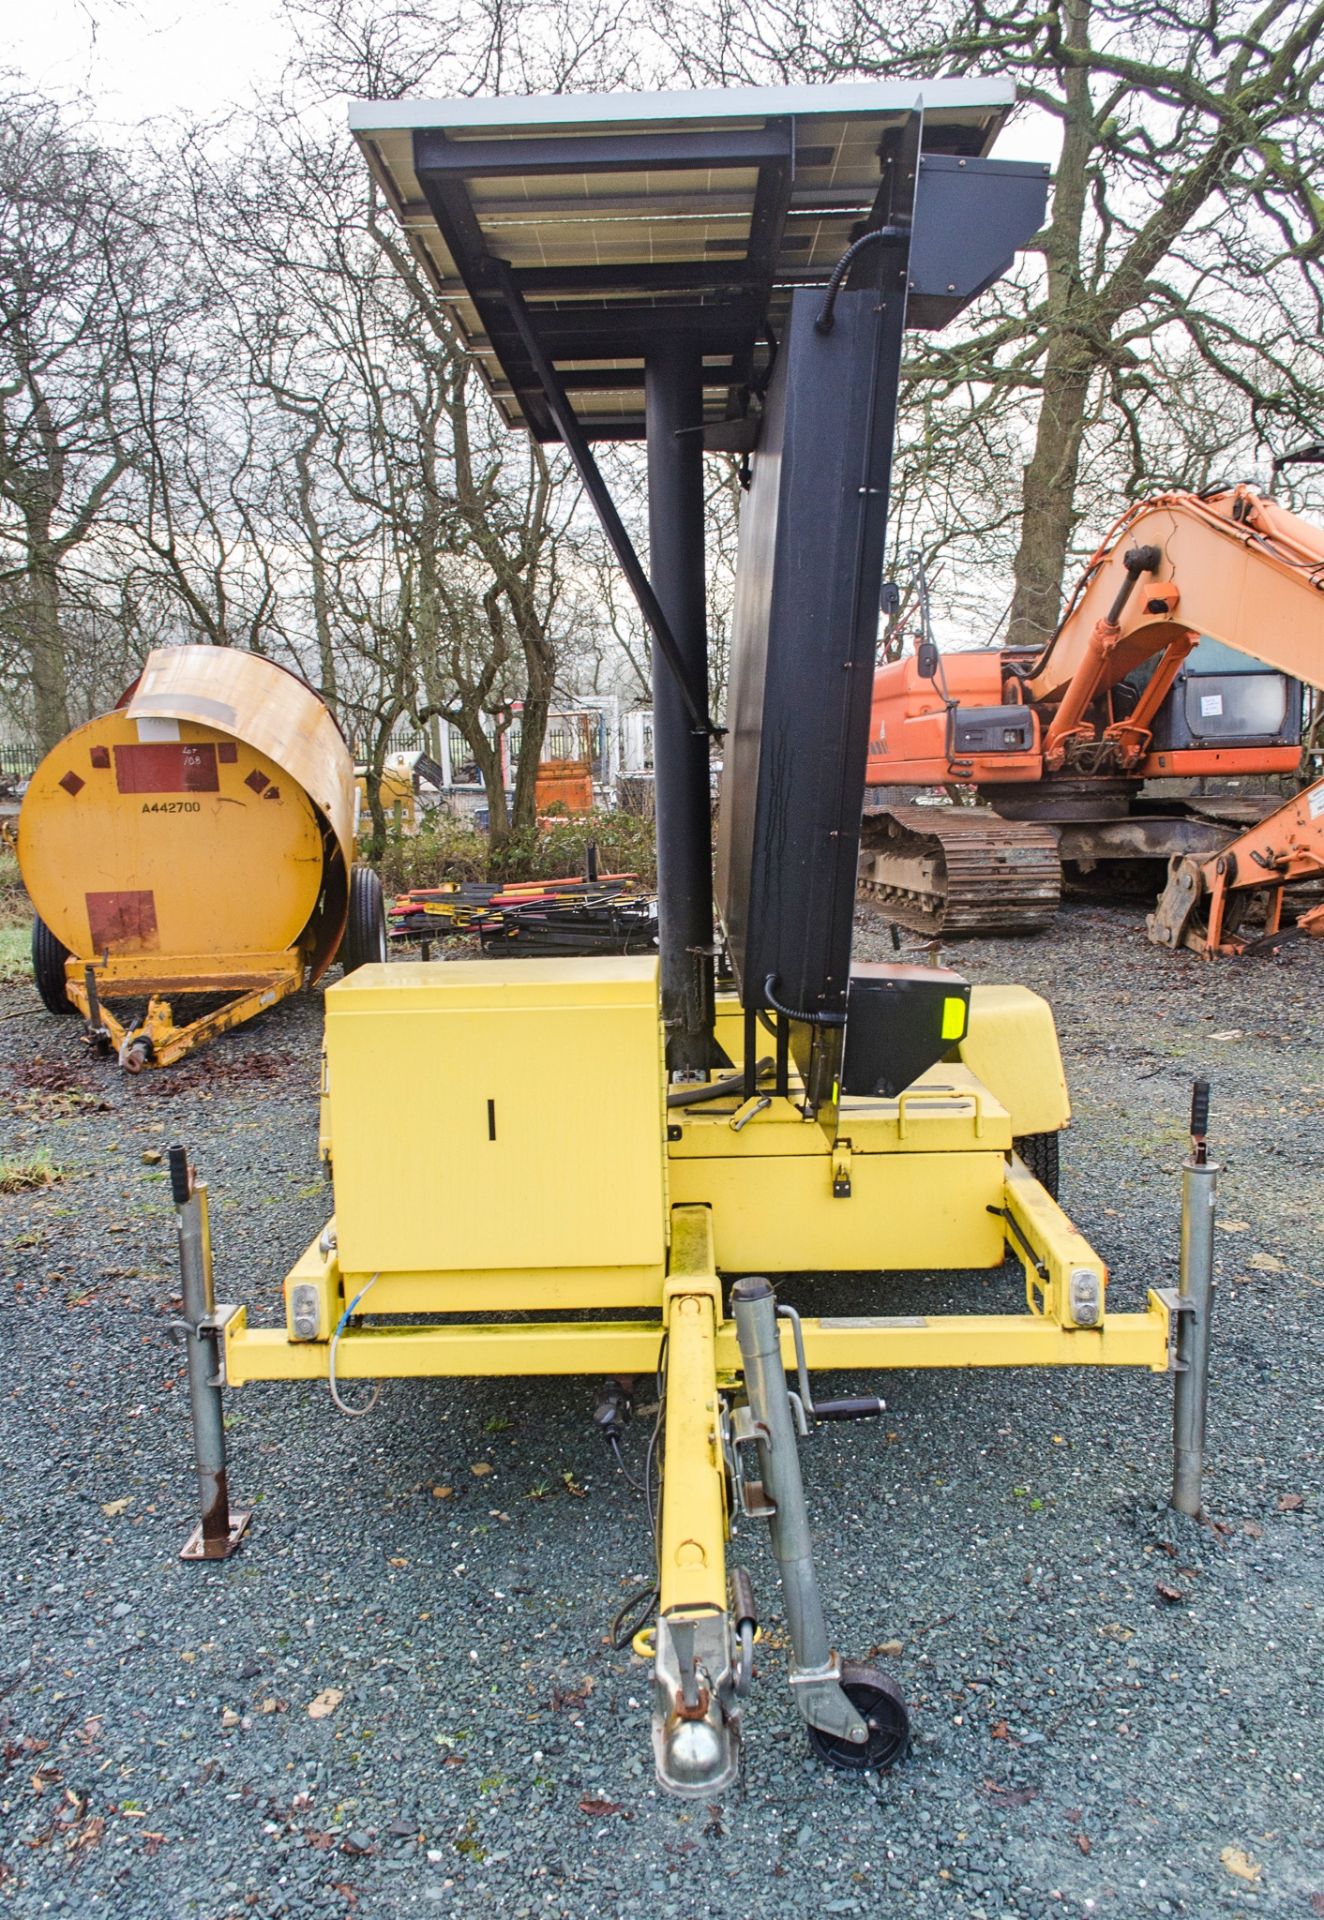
top-left (1023, 486), bottom-right (1324, 708)
top-left (862, 483), bottom-right (1324, 947)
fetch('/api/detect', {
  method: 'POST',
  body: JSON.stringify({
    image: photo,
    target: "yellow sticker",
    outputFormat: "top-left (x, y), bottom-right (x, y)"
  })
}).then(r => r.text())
top-left (941, 996), bottom-right (967, 1041)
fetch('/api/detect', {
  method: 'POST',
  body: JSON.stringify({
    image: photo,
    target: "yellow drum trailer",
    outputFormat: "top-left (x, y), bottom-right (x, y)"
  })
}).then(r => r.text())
top-left (19, 646), bottom-right (386, 1069)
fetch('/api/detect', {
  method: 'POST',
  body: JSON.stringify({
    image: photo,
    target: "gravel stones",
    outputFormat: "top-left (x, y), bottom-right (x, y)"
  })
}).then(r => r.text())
top-left (0, 904), bottom-right (1321, 1917)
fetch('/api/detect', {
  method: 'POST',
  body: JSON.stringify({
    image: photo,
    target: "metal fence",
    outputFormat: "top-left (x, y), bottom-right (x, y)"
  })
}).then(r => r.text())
top-left (0, 743), bottom-right (40, 782)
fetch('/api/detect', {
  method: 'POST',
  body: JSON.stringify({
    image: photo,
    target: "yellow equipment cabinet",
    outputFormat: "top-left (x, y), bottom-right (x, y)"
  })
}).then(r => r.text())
top-left (354, 763), bottom-right (417, 839)
top-left (325, 958), bottom-right (668, 1300)
top-left (19, 647), bottom-right (383, 1069)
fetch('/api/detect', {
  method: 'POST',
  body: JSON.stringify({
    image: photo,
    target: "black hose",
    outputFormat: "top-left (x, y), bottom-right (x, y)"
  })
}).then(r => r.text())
top-left (764, 974), bottom-right (847, 1028)
top-left (814, 226), bottom-right (906, 335)
top-left (610, 1580), bottom-right (658, 1651)
top-left (1272, 442), bottom-right (1324, 472)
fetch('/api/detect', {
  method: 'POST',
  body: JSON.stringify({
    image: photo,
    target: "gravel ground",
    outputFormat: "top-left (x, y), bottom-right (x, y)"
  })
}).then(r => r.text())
top-left (1, 902), bottom-right (1321, 1919)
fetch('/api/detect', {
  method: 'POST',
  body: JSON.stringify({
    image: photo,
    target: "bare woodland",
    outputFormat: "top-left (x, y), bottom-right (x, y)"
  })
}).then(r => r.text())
top-left (2, 0), bottom-right (1323, 837)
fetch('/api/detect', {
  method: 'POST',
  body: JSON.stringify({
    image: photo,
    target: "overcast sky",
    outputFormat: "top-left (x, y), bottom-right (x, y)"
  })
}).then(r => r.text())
top-left (9, 0), bottom-right (1062, 163)
top-left (8, 0), bottom-right (297, 131)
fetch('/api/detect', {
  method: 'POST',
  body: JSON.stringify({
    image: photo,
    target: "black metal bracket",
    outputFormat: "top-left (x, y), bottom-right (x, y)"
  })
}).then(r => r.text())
top-left (986, 1203), bottom-right (1049, 1281)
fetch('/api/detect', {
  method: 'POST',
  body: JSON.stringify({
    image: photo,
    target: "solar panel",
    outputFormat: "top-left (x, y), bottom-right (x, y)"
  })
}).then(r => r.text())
top-left (350, 79), bottom-right (1025, 442)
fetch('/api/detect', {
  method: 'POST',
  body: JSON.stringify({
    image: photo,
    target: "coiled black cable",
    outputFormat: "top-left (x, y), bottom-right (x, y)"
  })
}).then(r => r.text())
top-left (814, 226), bottom-right (906, 335)
top-left (764, 974), bottom-right (847, 1027)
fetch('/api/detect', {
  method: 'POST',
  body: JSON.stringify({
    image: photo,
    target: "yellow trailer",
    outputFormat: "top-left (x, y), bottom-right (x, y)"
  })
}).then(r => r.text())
top-left (165, 81), bottom-right (1221, 1802)
top-left (173, 956), bottom-right (1192, 1796)
top-left (19, 647), bottom-right (384, 1069)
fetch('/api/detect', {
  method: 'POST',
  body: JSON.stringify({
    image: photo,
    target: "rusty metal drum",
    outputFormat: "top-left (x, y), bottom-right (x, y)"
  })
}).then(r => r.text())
top-left (18, 648), bottom-right (362, 1066)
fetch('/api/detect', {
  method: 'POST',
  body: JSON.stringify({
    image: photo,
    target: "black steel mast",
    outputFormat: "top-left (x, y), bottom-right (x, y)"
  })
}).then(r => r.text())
top-left (646, 338), bottom-right (717, 1072)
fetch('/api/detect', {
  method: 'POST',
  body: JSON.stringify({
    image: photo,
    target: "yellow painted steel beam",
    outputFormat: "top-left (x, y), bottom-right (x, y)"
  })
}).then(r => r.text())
top-left (224, 1308), bottom-right (667, 1383)
top-left (783, 1297), bottom-right (1172, 1372)
top-left (1002, 1153), bottom-right (1106, 1322)
top-left (658, 1291), bottom-right (728, 1615)
top-left (665, 1204), bottom-right (721, 1306)
top-left (223, 1292), bottom-right (1172, 1385)
top-left (66, 950), bottom-right (302, 992)
top-left (67, 969), bottom-right (303, 1069)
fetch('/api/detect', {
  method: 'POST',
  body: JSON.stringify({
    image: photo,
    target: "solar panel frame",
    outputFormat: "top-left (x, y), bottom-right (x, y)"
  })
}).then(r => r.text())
top-left (350, 78), bottom-right (1019, 440)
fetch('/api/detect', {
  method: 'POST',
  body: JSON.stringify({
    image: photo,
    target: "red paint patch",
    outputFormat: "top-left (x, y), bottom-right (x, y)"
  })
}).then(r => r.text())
top-left (89, 746), bottom-right (111, 769)
top-left (217, 742), bottom-right (238, 763)
top-left (86, 891), bottom-right (160, 953)
top-left (60, 770), bottom-right (85, 796)
top-left (244, 768), bottom-right (269, 794)
top-left (114, 743), bottom-right (219, 794)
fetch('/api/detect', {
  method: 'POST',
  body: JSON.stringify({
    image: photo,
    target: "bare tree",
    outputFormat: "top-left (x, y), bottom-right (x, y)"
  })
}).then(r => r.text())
top-left (657, 0), bottom-right (1324, 642)
top-left (0, 87), bottom-right (172, 746)
top-left (156, 102), bottom-right (590, 844)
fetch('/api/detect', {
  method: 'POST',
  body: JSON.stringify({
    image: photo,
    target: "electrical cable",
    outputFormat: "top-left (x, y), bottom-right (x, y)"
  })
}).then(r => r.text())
top-left (646, 1332), bottom-right (669, 1564)
top-left (814, 227), bottom-right (906, 335)
top-left (609, 1331), bottom-right (669, 1651)
top-left (328, 1274), bottom-right (382, 1417)
top-left (609, 1432), bottom-right (645, 1493)
top-left (610, 1580), bottom-right (659, 1652)
top-left (764, 974), bottom-right (847, 1028)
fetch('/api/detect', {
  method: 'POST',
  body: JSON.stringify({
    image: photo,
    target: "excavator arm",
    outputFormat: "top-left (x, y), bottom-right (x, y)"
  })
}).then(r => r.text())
top-left (1041, 488), bottom-right (1324, 954)
top-left (1025, 486), bottom-right (1324, 705)
top-left (1021, 487), bottom-right (1324, 772)
top-left (1149, 781), bottom-right (1324, 956)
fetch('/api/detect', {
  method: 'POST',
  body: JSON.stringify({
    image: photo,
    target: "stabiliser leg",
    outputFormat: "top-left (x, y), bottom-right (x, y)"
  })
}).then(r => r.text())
top-left (651, 1211), bottom-right (740, 1796)
top-left (170, 1146), bottom-right (250, 1561)
top-left (731, 1276), bottom-right (909, 1769)
top-left (1171, 1080), bottom-right (1218, 1519)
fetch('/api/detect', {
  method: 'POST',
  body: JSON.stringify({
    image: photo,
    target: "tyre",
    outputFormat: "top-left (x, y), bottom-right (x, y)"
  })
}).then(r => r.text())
top-left (1013, 1129), bottom-right (1060, 1200)
top-left (806, 1664), bottom-right (910, 1772)
top-left (32, 915), bottom-right (74, 1015)
top-left (340, 866), bottom-right (387, 973)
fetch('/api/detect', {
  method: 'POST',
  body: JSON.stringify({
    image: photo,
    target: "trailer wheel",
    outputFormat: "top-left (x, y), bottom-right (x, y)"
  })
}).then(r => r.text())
top-left (32, 916), bottom-right (74, 1015)
top-left (1013, 1130), bottom-right (1060, 1200)
top-left (807, 1664), bottom-right (909, 1772)
top-left (340, 867), bottom-right (387, 973)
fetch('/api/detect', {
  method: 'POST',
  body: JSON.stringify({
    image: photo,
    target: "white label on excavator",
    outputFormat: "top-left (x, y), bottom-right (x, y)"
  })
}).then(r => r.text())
top-left (1310, 787), bottom-right (1324, 819)
top-left (1200, 693), bottom-right (1223, 717)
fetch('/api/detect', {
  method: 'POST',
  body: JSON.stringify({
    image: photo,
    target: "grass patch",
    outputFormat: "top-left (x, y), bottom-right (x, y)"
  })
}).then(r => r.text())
top-left (0, 848), bottom-right (26, 916)
top-left (0, 922), bottom-right (28, 986)
top-left (0, 1148), bottom-right (67, 1194)
top-left (0, 849), bottom-right (31, 984)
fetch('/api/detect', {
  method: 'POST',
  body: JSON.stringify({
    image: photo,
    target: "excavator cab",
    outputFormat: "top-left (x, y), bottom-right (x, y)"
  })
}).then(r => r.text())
top-left (1128, 636), bottom-right (1302, 758)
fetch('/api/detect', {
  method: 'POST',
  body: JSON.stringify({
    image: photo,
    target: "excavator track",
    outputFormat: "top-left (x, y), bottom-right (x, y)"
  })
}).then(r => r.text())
top-left (858, 804), bottom-right (1061, 936)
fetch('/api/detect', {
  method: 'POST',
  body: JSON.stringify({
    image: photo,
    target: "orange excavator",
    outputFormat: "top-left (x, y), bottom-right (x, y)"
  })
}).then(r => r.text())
top-left (862, 477), bottom-right (1324, 952)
